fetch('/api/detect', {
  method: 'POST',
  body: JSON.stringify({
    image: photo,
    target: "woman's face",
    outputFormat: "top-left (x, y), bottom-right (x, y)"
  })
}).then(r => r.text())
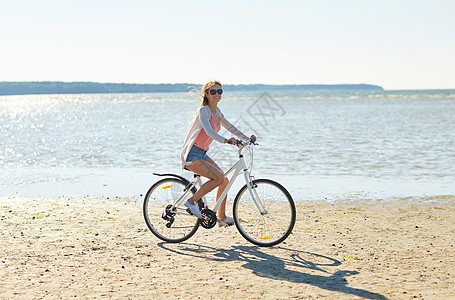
top-left (206, 84), bottom-right (223, 104)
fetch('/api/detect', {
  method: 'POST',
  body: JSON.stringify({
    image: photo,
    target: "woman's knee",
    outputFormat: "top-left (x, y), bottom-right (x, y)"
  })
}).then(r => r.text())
top-left (213, 174), bottom-right (226, 186)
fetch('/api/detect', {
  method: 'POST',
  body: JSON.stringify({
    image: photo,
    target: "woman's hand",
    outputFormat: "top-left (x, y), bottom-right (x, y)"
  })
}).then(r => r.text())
top-left (225, 137), bottom-right (238, 145)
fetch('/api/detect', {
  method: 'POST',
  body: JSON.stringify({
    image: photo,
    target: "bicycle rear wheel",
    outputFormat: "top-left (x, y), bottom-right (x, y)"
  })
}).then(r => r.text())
top-left (143, 177), bottom-right (200, 243)
top-left (233, 179), bottom-right (296, 247)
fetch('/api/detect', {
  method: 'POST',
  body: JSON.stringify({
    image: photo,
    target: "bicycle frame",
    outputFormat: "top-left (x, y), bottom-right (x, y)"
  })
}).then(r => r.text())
top-left (145, 138), bottom-right (295, 246)
top-left (172, 144), bottom-right (268, 217)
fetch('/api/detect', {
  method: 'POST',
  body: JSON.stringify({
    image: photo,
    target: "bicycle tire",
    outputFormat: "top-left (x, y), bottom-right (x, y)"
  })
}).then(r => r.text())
top-left (143, 177), bottom-right (200, 243)
top-left (233, 179), bottom-right (296, 247)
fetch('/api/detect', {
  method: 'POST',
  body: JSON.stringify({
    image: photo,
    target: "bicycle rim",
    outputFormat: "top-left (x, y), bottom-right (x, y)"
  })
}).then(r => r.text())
top-left (143, 178), bottom-right (200, 243)
top-left (233, 179), bottom-right (296, 247)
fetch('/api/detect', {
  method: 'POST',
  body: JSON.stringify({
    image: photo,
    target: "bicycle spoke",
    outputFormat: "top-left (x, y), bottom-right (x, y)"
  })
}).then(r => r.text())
top-left (143, 178), bottom-right (200, 243)
top-left (233, 179), bottom-right (295, 247)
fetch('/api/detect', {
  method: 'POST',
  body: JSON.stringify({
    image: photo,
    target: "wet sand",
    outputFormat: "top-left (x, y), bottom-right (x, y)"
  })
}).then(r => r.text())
top-left (1, 195), bottom-right (454, 299)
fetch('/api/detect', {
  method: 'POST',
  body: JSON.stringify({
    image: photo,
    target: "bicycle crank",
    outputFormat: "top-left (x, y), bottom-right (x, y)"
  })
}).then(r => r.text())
top-left (200, 208), bottom-right (217, 229)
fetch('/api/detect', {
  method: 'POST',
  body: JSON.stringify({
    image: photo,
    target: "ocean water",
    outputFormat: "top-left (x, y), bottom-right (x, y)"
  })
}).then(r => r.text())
top-left (1, 89), bottom-right (454, 201)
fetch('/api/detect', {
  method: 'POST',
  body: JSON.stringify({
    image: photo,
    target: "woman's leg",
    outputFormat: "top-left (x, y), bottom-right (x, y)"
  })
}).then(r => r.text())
top-left (206, 157), bottom-right (229, 220)
top-left (186, 159), bottom-right (225, 205)
top-left (216, 177), bottom-right (229, 220)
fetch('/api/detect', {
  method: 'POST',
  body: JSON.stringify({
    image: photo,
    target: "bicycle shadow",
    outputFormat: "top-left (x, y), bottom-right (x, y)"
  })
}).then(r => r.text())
top-left (158, 243), bottom-right (387, 300)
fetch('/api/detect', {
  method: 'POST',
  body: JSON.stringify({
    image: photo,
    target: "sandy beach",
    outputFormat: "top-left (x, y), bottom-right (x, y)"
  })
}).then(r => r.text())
top-left (1, 195), bottom-right (454, 299)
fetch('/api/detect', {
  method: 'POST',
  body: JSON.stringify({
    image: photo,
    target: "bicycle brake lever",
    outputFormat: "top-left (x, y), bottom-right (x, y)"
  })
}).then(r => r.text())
top-left (247, 137), bottom-right (258, 145)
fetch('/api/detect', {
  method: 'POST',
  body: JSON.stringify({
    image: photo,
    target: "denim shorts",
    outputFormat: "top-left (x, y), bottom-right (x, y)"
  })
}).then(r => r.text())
top-left (186, 145), bottom-right (209, 164)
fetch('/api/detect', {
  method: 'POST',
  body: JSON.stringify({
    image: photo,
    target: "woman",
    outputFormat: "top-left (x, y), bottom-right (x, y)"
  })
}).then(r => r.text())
top-left (181, 80), bottom-right (256, 225)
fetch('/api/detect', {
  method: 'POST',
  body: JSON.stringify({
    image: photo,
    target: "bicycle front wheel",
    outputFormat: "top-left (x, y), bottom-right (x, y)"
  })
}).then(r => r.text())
top-left (143, 177), bottom-right (200, 243)
top-left (233, 179), bottom-right (296, 247)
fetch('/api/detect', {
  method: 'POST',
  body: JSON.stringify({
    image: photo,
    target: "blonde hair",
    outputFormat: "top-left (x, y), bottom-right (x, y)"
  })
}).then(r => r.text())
top-left (188, 80), bottom-right (222, 128)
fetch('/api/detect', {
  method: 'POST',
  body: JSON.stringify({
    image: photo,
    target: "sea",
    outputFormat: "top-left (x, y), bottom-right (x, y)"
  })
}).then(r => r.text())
top-left (1, 89), bottom-right (454, 201)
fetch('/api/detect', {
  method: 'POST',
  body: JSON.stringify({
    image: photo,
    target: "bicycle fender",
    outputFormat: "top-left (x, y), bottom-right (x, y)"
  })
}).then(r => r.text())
top-left (152, 173), bottom-right (190, 184)
top-left (152, 173), bottom-right (197, 193)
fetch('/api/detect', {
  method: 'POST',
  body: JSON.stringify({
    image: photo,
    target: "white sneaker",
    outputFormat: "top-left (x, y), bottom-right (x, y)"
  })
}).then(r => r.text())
top-left (218, 216), bottom-right (235, 227)
top-left (185, 200), bottom-right (202, 218)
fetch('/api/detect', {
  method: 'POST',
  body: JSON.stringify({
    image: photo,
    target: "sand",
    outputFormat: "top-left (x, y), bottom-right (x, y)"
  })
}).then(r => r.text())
top-left (1, 195), bottom-right (455, 299)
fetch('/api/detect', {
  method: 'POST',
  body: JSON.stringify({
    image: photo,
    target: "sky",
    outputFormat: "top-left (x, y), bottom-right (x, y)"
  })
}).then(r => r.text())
top-left (1, 0), bottom-right (454, 90)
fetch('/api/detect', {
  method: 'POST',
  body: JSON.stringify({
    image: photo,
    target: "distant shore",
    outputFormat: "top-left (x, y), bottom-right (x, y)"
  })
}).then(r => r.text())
top-left (1, 195), bottom-right (454, 299)
top-left (0, 81), bottom-right (384, 96)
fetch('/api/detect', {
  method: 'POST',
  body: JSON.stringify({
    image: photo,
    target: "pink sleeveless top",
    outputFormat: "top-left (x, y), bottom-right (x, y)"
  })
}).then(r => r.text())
top-left (193, 116), bottom-right (220, 151)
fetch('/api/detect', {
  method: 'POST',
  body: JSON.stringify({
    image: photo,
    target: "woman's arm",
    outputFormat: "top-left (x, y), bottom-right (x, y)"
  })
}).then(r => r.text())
top-left (219, 110), bottom-right (249, 141)
top-left (198, 107), bottom-right (228, 143)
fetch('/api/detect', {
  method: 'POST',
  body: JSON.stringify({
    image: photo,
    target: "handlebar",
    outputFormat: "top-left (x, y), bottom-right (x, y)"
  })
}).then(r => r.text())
top-left (228, 137), bottom-right (257, 168)
top-left (227, 137), bottom-right (258, 147)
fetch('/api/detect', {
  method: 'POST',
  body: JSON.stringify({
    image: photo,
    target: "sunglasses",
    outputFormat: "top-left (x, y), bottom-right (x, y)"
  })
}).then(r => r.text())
top-left (209, 89), bottom-right (223, 95)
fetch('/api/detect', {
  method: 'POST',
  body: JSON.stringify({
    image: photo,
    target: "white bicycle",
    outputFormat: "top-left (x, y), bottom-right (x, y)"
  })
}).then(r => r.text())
top-left (143, 138), bottom-right (296, 247)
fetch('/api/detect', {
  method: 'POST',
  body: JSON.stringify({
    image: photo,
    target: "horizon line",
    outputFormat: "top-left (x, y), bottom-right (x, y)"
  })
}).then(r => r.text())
top-left (1, 81), bottom-right (454, 92)
top-left (1, 80), bottom-right (381, 86)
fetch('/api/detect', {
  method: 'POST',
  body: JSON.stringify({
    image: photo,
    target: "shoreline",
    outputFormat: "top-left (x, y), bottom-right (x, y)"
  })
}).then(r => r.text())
top-left (1, 195), bottom-right (454, 299)
top-left (2, 167), bottom-right (454, 201)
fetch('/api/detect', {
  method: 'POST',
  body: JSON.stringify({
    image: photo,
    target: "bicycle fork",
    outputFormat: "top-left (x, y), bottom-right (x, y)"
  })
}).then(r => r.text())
top-left (243, 171), bottom-right (268, 215)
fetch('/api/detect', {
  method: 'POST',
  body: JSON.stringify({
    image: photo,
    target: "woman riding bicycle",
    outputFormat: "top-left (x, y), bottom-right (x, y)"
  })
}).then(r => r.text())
top-left (181, 80), bottom-right (256, 225)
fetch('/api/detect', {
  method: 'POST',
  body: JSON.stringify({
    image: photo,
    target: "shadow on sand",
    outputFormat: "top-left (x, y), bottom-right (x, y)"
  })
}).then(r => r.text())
top-left (158, 243), bottom-right (387, 299)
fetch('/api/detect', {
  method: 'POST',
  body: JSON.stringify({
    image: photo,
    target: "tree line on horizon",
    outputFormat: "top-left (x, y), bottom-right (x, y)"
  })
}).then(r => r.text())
top-left (0, 81), bottom-right (384, 96)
